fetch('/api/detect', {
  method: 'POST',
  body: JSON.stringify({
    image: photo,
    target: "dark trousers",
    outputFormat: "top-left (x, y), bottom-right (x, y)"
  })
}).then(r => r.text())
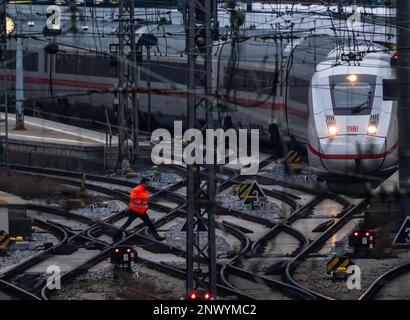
top-left (115, 209), bottom-right (159, 238)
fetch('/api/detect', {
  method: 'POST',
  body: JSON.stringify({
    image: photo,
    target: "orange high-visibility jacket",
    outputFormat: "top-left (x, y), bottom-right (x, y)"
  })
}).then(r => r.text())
top-left (129, 184), bottom-right (149, 214)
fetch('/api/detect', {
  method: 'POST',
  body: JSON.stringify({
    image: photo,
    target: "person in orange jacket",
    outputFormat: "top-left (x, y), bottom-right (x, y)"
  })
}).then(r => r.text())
top-left (113, 178), bottom-right (165, 242)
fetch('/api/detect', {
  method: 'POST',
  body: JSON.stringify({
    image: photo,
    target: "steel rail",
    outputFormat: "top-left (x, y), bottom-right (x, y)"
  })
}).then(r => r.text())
top-left (359, 261), bottom-right (410, 300)
top-left (284, 199), bottom-right (369, 300)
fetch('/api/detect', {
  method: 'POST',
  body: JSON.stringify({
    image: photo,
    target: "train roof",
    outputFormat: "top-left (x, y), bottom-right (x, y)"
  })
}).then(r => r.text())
top-left (291, 35), bottom-right (337, 66)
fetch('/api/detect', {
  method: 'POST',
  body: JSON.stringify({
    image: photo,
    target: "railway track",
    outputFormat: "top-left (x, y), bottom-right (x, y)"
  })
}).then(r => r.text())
top-left (284, 199), bottom-right (369, 300)
top-left (215, 164), bottom-right (367, 300)
top-left (0, 163), bottom-right (256, 299)
top-left (359, 261), bottom-right (410, 300)
top-left (0, 218), bottom-right (68, 300)
top-left (1, 199), bottom-right (189, 299)
top-left (0, 159), bottom-right (374, 300)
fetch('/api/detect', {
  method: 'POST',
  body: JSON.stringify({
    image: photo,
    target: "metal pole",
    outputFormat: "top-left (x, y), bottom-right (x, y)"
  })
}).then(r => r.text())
top-left (246, 0), bottom-right (252, 13)
top-left (338, 0), bottom-right (343, 14)
top-left (397, 1), bottom-right (410, 226)
top-left (15, 32), bottom-right (24, 129)
top-left (132, 61), bottom-right (140, 169)
top-left (147, 45), bottom-right (151, 132)
top-left (0, 0), bottom-right (7, 172)
top-left (115, 0), bottom-right (126, 175)
top-left (130, 3), bottom-right (140, 170)
top-left (186, 0), bottom-right (196, 297)
top-left (185, 0), bottom-right (218, 299)
top-left (3, 52), bottom-right (8, 173)
top-left (205, 0), bottom-right (217, 299)
top-left (116, 0), bottom-right (138, 173)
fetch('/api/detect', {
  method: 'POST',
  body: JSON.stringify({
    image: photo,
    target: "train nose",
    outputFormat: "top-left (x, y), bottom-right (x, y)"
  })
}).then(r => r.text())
top-left (314, 135), bottom-right (387, 174)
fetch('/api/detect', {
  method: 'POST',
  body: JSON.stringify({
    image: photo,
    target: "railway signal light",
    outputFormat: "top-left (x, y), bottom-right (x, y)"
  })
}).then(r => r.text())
top-left (349, 230), bottom-right (375, 250)
top-left (188, 290), bottom-right (213, 300)
top-left (110, 246), bottom-right (137, 272)
top-left (390, 54), bottom-right (399, 67)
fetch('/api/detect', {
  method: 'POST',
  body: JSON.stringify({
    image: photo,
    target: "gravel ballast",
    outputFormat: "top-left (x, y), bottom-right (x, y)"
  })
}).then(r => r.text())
top-left (115, 169), bottom-right (182, 190)
top-left (72, 200), bottom-right (122, 219)
top-left (216, 186), bottom-right (285, 221)
top-left (51, 263), bottom-right (185, 300)
top-left (293, 249), bottom-right (410, 300)
top-left (0, 230), bottom-right (52, 270)
top-left (258, 163), bottom-right (321, 186)
top-left (165, 221), bottom-right (231, 256)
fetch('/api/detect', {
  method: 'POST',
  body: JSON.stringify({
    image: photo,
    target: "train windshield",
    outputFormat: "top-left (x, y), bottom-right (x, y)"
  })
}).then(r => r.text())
top-left (330, 75), bottom-right (376, 115)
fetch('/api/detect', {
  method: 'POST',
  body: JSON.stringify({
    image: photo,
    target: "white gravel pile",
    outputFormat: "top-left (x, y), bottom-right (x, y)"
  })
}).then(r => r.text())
top-left (72, 201), bottom-right (121, 219)
top-left (259, 163), bottom-right (318, 185)
top-left (115, 170), bottom-right (182, 190)
top-left (0, 232), bottom-right (49, 269)
top-left (165, 222), bottom-right (230, 255)
top-left (216, 187), bottom-right (283, 221)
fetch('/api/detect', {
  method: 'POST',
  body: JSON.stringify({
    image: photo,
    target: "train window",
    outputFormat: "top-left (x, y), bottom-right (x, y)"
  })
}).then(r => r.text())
top-left (288, 76), bottom-right (310, 103)
top-left (4, 51), bottom-right (38, 72)
top-left (23, 52), bottom-right (39, 72)
top-left (5, 50), bottom-right (15, 69)
top-left (223, 68), bottom-right (274, 94)
top-left (383, 79), bottom-right (397, 101)
top-left (55, 53), bottom-right (117, 78)
top-left (139, 61), bottom-right (205, 85)
top-left (44, 53), bottom-right (48, 72)
top-left (140, 61), bottom-right (186, 85)
top-left (330, 74), bottom-right (376, 116)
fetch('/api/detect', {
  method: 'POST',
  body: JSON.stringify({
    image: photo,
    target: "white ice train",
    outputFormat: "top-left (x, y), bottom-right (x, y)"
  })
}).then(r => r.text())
top-left (306, 43), bottom-right (398, 178)
top-left (3, 23), bottom-right (397, 178)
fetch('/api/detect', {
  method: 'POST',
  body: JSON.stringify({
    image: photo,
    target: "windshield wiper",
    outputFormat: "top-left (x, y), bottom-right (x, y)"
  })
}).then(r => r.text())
top-left (351, 101), bottom-right (371, 114)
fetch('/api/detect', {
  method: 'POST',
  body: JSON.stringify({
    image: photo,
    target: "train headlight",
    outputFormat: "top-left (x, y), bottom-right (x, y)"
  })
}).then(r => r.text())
top-left (326, 115), bottom-right (338, 137)
top-left (328, 124), bottom-right (338, 136)
top-left (367, 115), bottom-right (379, 136)
top-left (347, 74), bottom-right (358, 83)
top-left (367, 125), bottom-right (378, 135)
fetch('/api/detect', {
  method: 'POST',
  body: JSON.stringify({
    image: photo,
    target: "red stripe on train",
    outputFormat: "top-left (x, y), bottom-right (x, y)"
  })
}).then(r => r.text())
top-left (0, 74), bottom-right (308, 118)
top-left (308, 141), bottom-right (398, 160)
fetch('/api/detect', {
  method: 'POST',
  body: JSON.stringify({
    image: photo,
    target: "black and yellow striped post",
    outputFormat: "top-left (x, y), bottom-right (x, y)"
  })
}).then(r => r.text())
top-left (284, 150), bottom-right (301, 164)
top-left (0, 230), bottom-right (10, 254)
top-left (282, 149), bottom-right (302, 174)
top-left (326, 256), bottom-right (353, 274)
top-left (238, 183), bottom-right (251, 200)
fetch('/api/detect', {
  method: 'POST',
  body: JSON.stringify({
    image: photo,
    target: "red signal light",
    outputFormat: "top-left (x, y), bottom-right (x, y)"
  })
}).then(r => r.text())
top-left (126, 248), bottom-right (131, 253)
top-left (114, 248), bottom-right (120, 253)
top-left (203, 292), bottom-right (211, 300)
top-left (365, 232), bottom-right (371, 237)
top-left (189, 291), bottom-right (197, 300)
top-left (392, 55), bottom-right (399, 60)
top-left (354, 231), bottom-right (360, 237)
